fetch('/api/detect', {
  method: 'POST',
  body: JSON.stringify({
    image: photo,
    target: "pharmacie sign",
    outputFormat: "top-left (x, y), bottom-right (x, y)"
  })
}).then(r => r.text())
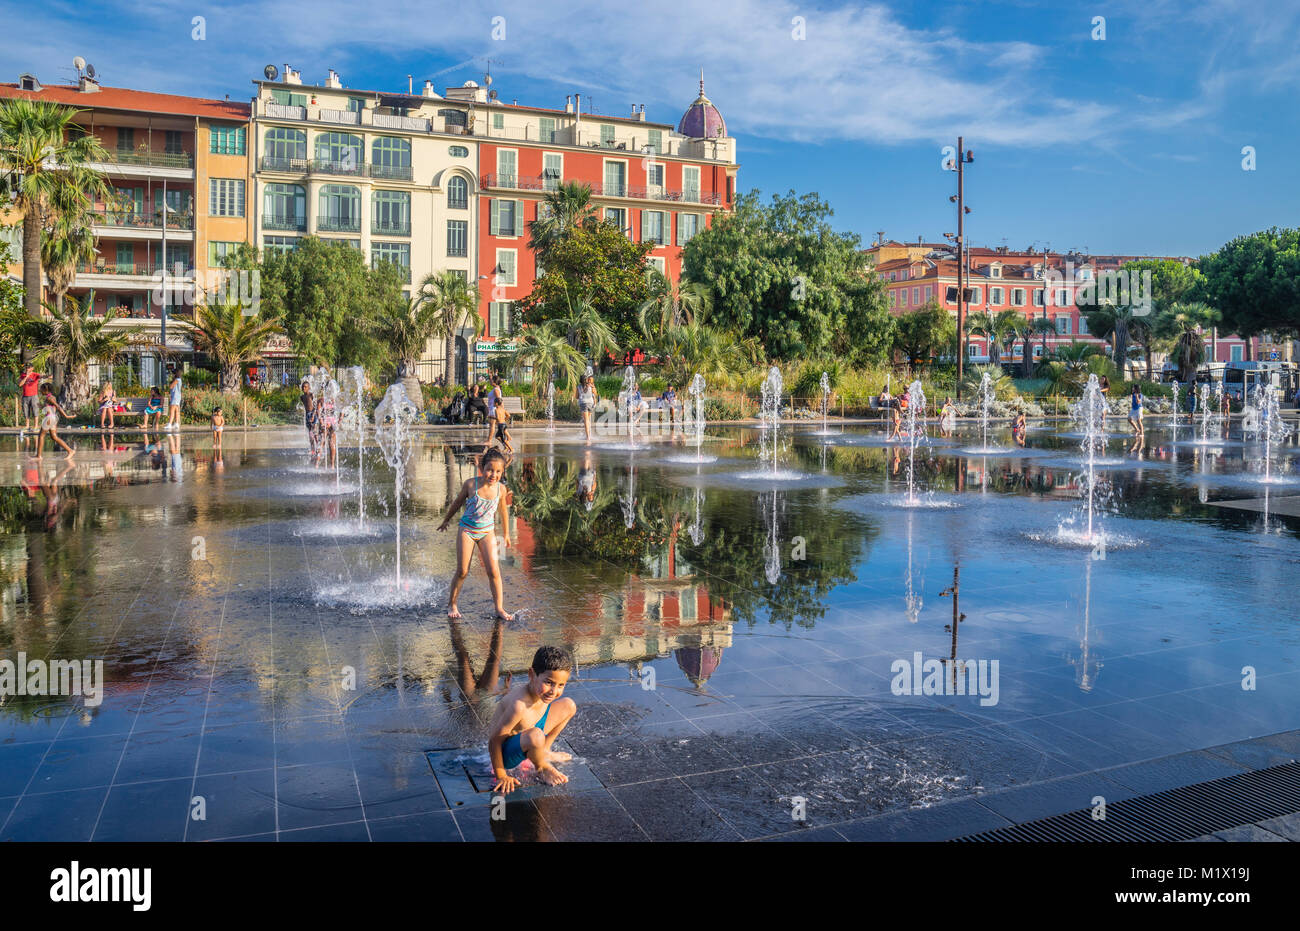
top-left (476, 340), bottom-right (517, 353)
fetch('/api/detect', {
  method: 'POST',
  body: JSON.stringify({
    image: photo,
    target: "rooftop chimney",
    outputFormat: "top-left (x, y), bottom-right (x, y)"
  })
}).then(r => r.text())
top-left (78, 74), bottom-right (99, 93)
top-left (422, 80), bottom-right (440, 98)
top-left (564, 95), bottom-right (573, 113)
top-left (284, 65), bottom-right (301, 85)
top-left (326, 69), bottom-right (342, 88)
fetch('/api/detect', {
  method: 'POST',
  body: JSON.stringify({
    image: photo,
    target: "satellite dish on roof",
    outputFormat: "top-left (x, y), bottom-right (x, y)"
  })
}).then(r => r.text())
top-left (264, 64), bottom-right (279, 80)
top-left (73, 56), bottom-right (86, 72)
top-left (488, 89), bottom-right (498, 100)
top-left (85, 63), bottom-right (96, 79)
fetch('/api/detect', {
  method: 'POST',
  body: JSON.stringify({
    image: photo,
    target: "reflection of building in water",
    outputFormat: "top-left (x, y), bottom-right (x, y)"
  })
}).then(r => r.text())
top-left (675, 642), bottom-right (726, 687)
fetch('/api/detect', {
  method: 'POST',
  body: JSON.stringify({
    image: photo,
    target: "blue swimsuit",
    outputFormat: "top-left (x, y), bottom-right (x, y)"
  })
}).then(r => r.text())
top-left (501, 702), bottom-right (550, 769)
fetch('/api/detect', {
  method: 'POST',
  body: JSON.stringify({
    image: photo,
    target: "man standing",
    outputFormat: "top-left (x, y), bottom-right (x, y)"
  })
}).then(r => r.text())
top-left (166, 370), bottom-right (183, 431)
top-left (19, 362), bottom-right (42, 435)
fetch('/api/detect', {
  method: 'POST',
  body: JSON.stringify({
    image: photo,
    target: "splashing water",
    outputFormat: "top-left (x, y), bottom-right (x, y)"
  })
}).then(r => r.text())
top-left (1071, 374), bottom-right (1107, 544)
top-left (620, 451), bottom-right (637, 529)
top-left (341, 366), bottom-right (369, 528)
top-left (546, 381), bottom-right (555, 433)
top-left (621, 365), bottom-right (637, 433)
top-left (759, 366), bottom-right (784, 474)
top-left (904, 380), bottom-right (926, 504)
top-left (1252, 384), bottom-right (1293, 484)
top-left (1170, 379), bottom-right (1180, 433)
top-left (1198, 382), bottom-right (1215, 445)
top-left (820, 371), bottom-right (831, 434)
top-left (374, 383), bottom-right (418, 586)
top-left (978, 371), bottom-right (994, 450)
top-left (762, 490), bottom-right (781, 584)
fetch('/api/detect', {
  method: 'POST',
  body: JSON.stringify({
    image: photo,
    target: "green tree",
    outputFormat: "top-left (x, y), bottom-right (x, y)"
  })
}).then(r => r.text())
top-left (369, 289), bottom-right (446, 405)
top-left (546, 284), bottom-right (620, 362)
top-left (637, 270), bottom-right (712, 338)
top-left (257, 237), bottom-right (401, 368)
top-left (27, 290), bottom-right (145, 407)
top-left (527, 181), bottom-right (596, 256)
top-left (512, 325), bottom-right (585, 395)
top-left (40, 214), bottom-right (97, 312)
top-left (179, 292), bottom-right (282, 394)
top-left (1199, 228), bottom-right (1300, 351)
top-left (419, 270), bottom-right (481, 388)
top-left (893, 301), bottom-right (955, 371)
top-left (682, 189), bottom-right (891, 363)
top-left (0, 99), bottom-right (110, 318)
top-left (1153, 301), bottom-right (1221, 383)
top-left (517, 219), bottom-right (653, 359)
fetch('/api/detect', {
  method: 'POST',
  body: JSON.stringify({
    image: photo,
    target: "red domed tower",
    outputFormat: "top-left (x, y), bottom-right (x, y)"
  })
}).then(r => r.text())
top-left (677, 70), bottom-right (727, 139)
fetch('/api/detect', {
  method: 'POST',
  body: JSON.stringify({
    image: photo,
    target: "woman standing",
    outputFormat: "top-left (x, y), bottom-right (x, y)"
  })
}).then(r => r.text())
top-left (578, 375), bottom-right (597, 442)
top-left (1127, 385), bottom-right (1144, 438)
top-left (300, 380), bottom-right (316, 453)
top-left (36, 384), bottom-right (75, 460)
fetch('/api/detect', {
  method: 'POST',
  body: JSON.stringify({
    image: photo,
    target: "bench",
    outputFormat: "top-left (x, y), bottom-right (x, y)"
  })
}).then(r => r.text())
top-left (501, 396), bottom-right (525, 420)
top-left (100, 398), bottom-right (157, 425)
top-left (643, 399), bottom-right (685, 424)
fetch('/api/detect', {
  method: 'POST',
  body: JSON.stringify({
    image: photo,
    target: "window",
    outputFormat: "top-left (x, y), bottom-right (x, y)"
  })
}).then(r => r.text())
top-left (208, 241), bottom-right (240, 266)
top-left (371, 242), bottom-right (411, 279)
top-left (641, 210), bottom-right (666, 245)
top-left (372, 190), bottom-right (411, 235)
top-left (682, 165), bottom-right (700, 201)
top-left (155, 187), bottom-right (190, 217)
top-left (271, 89), bottom-right (307, 107)
top-left (208, 179), bottom-right (245, 217)
top-left (600, 124), bottom-right (615, 146)
top-left (314, 132), bottom-right (363, 171)
top-left (647, 129), bottom-right (663, 154)
top-left (542, 153), bottom-right (562, 191)
top-left (912, 287), bottom-right (920, 305)
top-left (1231, 344), bottom-right (1243, 362)
top-left (448, 145), bottom-right (469, 158)
top-left (116, 242), bottom-right (134, 272)
top-left (1078, 315), bottom-right (1089, 335)
top-left (1012, 288), bottom-right (1025, 306)
top-left (371, 137), bottom-right (411, 177)
top-left (347, 97), bottom-right (366, 114)
top-left (539, 117), bottom-right (557, 143)
top-left (489, 198), bottom-right (520, 236)
top-left (603, 161), bottom-right (626, 197)
top-left (263, 183), bottom-right (305, 230)
top-left (1033, 344), bottom-right (1044, 359)
top-left (117, 128), bottom-right (134, 152)
top-left (900, 289), bottom-right (908, 307)
top-left (264, 127), bottom-right (306, 162)
top-left (495, 249), bottom-right (517, 286)
top-left (1055, 315), bottom-right (1072, 335)
top-left (210, 124), bottom-right (246, 155)
top-left (447, 175), bottom-right (468, 209)
top-left (489, 301), bottom-right (514, 337)
top-left (888, 291), bottom-right (896, 308)
top-left (677, 213), bottom-right (699, 246)
top-left (163, 244), bottom-right (190, 271)
top-left (604, 207), bottom-right (627, 232)
top-left (990, 264), bottom-right (1002, 278)
top-left (447, 219), bottom-right (468, 257)
top-left (1033, 289), bottom-right (1044, 306)
top-left (264, 236), bottom-right (300, 255)
top-left (646, 163), bottom-right (664, 188)
top-left (496, 149), bottom-right (517, 187)
top-left (317, 184), bottom-right (360, 231)
top-left (989, 286), bottom-right (1003, 306)
top-left (1078, 267), bottom-right (1092, 280)
top-left (968, 343), bottom-right (979, 358)
top-left (968, 287), bottom-right (981, 305)
top-left (1056, 289), bottom-right (1070, 307)
top-left (164, 130), bottom-right (185, 155)
top-left (492, 112), bottom-right (504, 130)
top-left (647, 255), bottom-right (666, 275)
top-left (924, 285), bottom-right (932, 301)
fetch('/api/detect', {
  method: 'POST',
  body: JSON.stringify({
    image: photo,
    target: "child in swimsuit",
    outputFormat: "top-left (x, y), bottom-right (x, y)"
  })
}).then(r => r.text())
top-left (488, 646), bottom-right (576, 793)
top-left (36, 385), bottom-right (75, 460)
top-left (211, 407), bottom-right (225, 449)
top-left (144, 387), bottom-right (164, 430)
top-left (439, 448), bottom-right (514, 620)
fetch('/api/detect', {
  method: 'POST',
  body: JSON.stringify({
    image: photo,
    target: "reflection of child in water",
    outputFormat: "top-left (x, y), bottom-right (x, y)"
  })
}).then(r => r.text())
top-left (577, 452), bottom-right (597, 510)
top-left (888, 405), bottom-right (903, 440)
top-left (488, 646), bottom-right (576, 793)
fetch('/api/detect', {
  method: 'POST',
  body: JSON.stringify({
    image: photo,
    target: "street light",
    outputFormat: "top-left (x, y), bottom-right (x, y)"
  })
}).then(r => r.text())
top-left (947, 138), bottom-right (975, 398)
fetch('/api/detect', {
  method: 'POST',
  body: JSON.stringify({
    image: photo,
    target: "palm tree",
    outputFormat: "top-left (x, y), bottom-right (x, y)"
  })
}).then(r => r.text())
top-left (992, 309), bottom-right (1024, 369)
top-left (963, 311), bottom-right (996, 365)
top-left (512, 325), bottom-right (585, 396)
top-left (27, 290), bottom-right (145, 408)
top-left (959, 363), bottom-right (1014, 400)
top-left (1031, 315), bottom-right (1057, 365)
top-left (41, 216), bottom-right (97, 313)
top-left (371, 290), bottom-right (444, 407)
top-left (178, 292), bottom-right (282, 394)
top-left (419, 270), bottom-right (481, 388)
top-left (527, 181), bottom-right (596, 256)
top-left (1080, 301), bottom-right (1141, 379)
top-left (637, 271), bottom-right (712, 339)
top-left (546, 284), bottom-right (620, 365)
top-left (1155, 302), bottom-right (1221, 384)
top-left (0, 99), bottom-right (110, 318)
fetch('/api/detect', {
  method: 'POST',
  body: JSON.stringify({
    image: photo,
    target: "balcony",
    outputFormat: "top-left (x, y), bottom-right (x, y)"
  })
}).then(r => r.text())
top-left (481, 173), bottom-right (721, 205)
top-left (259, 156), bottom-right (370, 179)
top-left (371, 218), bottom-right (411, 236)
top-left (105, 149), bottom-right (194, 169)
top-left (319, 108), bottom-right (361, 125)
top-left (373, 113), bottom-right (431, 132)
top-left (317, 216), bottom-right (361, 233)
top-left (311, 157), bottom-right (366, 178)
top-left (265, 102), bottom-right (306, 120)
top-left (264, 213), bottom-right (307, 232)
top-left (78, 262), bottom-right (165, 277)
top-left (260, 155), bottom-right (310, 173)
top-left (90, 210), bottom-right (195, 232)
top-left (368, 163), bottom-right (413, 181)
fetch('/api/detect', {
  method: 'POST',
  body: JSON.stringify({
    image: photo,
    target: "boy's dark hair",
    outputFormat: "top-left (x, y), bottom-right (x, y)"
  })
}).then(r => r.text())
top-left (531, 646), bottom-right (571, 675)
top-left (479, 447), bottom-right (508, 470)
top-left (213, 407), bottom-right (222, 414)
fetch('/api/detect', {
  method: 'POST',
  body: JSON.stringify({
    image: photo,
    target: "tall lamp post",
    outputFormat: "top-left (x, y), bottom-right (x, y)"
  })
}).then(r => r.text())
top-left (947, 139), bottom-right (974, 398)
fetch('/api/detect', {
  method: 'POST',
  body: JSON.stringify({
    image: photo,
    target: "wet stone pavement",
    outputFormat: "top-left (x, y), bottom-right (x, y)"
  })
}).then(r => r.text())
top-left (1, 418), bottom-right (1299, 841)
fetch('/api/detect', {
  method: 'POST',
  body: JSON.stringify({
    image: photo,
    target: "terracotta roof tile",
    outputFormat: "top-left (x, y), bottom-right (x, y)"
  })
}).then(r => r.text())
top-left (0, 83), bottom-right (249, 121)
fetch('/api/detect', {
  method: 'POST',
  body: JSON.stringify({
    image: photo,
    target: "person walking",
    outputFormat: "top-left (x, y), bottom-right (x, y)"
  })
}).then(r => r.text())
top-left (578, 375), bottom-right (597, 442)
top-left (19, 362), bottom-right (42, 435)
top-left (165, 371), bottom-right (183, 431)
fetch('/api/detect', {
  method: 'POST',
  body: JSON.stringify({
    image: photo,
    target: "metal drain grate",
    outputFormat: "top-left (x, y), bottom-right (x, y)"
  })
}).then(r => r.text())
top-left (954, 760), bottom-right (1300, 842)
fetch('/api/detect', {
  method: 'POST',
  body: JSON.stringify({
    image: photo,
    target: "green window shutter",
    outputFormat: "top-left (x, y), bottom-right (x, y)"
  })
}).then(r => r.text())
top-left (489, 199), bottom-right (499, 235)
top-left (513, 200), bottom-right (521, 236)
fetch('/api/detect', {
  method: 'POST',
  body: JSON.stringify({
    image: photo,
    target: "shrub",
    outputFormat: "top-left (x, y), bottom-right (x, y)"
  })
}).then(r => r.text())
top-left (182, 388), bottom-right (275, 425)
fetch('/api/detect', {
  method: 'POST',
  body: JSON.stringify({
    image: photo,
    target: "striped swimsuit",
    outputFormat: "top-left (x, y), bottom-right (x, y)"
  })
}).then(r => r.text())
top-left (459, 476), bottom-right (501, 541)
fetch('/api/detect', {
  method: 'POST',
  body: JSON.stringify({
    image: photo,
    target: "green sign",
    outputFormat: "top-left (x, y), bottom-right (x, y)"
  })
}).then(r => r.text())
top-left (476, 340), bottom-right (517, 353)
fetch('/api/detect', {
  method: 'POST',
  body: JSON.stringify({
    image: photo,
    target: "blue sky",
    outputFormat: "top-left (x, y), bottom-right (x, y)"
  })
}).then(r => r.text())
top-left (3, 0), bottom-right (1296, 257)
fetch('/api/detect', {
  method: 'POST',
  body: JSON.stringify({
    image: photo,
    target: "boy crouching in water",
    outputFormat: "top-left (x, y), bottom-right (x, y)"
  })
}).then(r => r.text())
top-left (489, 646), bottom-right (576, 792)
